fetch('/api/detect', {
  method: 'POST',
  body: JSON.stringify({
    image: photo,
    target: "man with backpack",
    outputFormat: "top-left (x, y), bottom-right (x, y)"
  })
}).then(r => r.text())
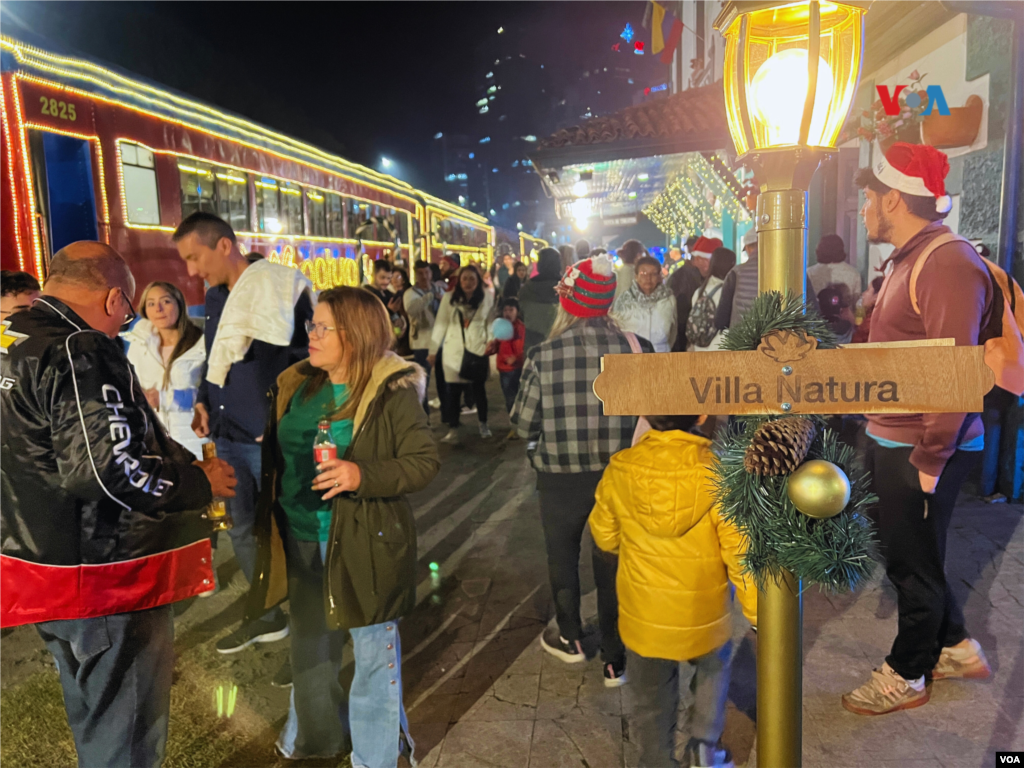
top-left (686, 247), bottom-right (737, 351)
top-left (669, 235), bottom-right (717, 351)
top-left (842, 142), bottom-right (1021, 715)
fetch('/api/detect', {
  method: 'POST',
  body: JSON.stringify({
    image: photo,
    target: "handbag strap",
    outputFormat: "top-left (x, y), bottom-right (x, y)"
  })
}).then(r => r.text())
top-left (625, 332), bottom-right (643, 354)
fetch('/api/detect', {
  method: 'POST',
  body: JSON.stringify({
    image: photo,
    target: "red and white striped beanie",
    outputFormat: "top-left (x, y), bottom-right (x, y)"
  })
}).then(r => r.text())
top-left (557, 254), bottom-right (616, 318)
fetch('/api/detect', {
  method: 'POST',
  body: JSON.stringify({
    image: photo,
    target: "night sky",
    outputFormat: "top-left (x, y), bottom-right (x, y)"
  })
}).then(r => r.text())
top-left (1, 2), bottom-right (657, 194)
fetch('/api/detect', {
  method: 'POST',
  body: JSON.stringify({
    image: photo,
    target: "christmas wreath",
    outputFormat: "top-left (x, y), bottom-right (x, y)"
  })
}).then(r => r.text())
top-left (711, 292), bottom-right (879, 593)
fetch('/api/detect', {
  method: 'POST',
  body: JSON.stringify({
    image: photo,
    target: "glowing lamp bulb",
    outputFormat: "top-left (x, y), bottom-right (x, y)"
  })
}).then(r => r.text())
top-left (381, 157), bottom-right (393, 168)
top-left (572, 181), bottom-right (588, 198)
top-left (748, 49), bottom-right (834, 146)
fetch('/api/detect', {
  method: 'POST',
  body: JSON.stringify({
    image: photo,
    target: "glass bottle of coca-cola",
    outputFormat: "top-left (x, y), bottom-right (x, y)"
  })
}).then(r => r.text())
top-left (314, 419), bottom-right (337, 464)
top-left (201, 442), bottom-right (234, 531)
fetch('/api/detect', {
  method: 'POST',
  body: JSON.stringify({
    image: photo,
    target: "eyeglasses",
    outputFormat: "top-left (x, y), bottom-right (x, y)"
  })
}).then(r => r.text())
top-left (119, 289), bottom-right (138, 332)
top-left (304, 320), bottom-right (337, 340)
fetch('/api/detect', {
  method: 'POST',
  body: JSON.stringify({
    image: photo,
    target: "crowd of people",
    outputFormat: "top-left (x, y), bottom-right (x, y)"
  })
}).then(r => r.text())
top-left (0, 140), bottom-right (1017, 768)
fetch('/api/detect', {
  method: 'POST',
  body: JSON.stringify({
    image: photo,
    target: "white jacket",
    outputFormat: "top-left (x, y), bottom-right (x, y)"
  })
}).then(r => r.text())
top-left (611, 282), bottom-right (677, 353)
top-left (125, 318), bottom-right (208, 459)
top-left (404, 286), bottom-right (436, 351)
top-left (206, 259), bottom-right (315, 387)
top-left (429, 290), bottom-right (495, 383)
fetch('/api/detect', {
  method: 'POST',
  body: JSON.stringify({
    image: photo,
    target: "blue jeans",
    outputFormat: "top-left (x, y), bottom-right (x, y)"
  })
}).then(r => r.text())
top-left (278, 540), bottom-right (414, 767)
top-left (500, 368), bottom-right (522, 414)
top-left (36, 606), bottom-right (175, 768)
top-left (215, 438), bottom-right (281, 624)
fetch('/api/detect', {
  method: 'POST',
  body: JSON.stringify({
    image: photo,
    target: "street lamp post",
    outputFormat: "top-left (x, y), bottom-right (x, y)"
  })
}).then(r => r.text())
top-left (713, 2), bottom-right (868, 766)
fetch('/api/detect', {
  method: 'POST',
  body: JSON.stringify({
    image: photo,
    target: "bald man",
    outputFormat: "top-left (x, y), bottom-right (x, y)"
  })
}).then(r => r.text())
top-left (1, 241), bottom-right (236, 768)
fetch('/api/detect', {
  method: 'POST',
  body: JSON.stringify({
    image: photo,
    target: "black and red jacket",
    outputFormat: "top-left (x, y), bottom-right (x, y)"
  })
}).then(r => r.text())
top-left (0, 298), bottom-right (214, 627)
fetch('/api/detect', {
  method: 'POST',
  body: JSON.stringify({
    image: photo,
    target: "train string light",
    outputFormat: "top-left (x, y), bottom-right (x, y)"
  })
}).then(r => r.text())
top-left (9, 77), bottom-right (43, 278)
top-left (1, 37), bottom-right (413, 191)
top-left (114, 138), bottom-right (417, 243)
top-left (15, 73), bottom-right (426, 216)
top-left (0, 77), bottom-right (26, 270)
top-left (24, 122), bottom-right (111, 231)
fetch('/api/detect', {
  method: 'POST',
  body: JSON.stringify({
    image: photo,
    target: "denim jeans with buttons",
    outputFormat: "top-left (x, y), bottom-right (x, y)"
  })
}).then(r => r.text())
top-left (277, 538), bottom-right (414, 767)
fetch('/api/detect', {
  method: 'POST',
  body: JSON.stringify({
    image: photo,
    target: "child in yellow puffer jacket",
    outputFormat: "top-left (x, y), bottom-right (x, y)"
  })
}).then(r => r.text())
top-left (588, 414), bottom-right (757, 768)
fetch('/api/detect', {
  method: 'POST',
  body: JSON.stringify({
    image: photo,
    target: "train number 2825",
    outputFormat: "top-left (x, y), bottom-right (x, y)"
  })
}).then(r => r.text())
top-left (40, 97), bottom-right (77, 122)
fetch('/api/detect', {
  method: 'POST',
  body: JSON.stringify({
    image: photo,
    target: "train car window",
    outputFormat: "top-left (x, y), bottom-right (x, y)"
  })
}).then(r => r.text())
top-left (256, 178), bottom-right (283, 233)
top-left (121, 143), bottom-right (160, 225)
top-left (392, 209), bottom-right (410, 244)
top-left (214, 170), bottom-right (249, 233)
top-left (326, 192), bottom-right (344, 238)
top-left (179, 160), bottom-right (216, 220)
top-left (348, 199), bottom-right (369, 239)
top-left (280, 181), bottom-right (303, 235)
top-left (307, 189), bottom-right (326, 237)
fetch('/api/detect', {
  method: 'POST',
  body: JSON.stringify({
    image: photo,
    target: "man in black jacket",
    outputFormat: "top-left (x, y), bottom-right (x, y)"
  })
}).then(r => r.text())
top-left (1, 242), bottom-right (236, 767)
top-left (175, 212), bottom-right (313, 655)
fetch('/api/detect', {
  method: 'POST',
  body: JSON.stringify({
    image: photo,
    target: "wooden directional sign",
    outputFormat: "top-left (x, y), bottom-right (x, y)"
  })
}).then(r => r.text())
top-left (594, 331), bottom-right (995, 417)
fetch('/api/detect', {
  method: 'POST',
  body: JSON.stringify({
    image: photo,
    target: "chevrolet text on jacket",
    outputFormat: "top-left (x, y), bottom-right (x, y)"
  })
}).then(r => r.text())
top-left (125, 318), bottom-right (208, 459)
top-left (589, 429), bottom-right (757, 661)
top-left (0, 298), bottom-right (215, 628)
top-left (243, 353), bottom-right (441, 630)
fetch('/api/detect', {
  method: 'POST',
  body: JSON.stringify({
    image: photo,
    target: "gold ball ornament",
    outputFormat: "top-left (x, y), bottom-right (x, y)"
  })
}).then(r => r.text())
top-left (787, 460), bottom-right (851, 519)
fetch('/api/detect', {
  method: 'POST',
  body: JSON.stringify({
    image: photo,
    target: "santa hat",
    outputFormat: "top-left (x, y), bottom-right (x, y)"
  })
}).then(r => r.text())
top-left (557, 254), bottom-right (616, 318)
top-left (691, 236), bottom-right (723, 259)
top-left (873, 142), bottom-right (952, 214)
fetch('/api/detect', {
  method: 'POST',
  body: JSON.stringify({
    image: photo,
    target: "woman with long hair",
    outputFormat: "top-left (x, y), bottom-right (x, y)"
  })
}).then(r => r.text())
top-left (244, 287), bottom-right (439, 765)
top-left (125, 281), bottom-right (207, 457)
top-left (512, 253), bottom-right (652, 686)
top-left (428, 264), bottom-right (495, 443)
top-left (390, 266), bottom-right (412, 357)
top-left (501, 261), bottom-right (529, 300)
top-left (610, 254), bottom-right (678, 352)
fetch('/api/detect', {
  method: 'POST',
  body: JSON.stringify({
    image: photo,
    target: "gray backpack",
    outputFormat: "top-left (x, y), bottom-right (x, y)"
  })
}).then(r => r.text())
top-left (686, 283), bottom-right (722, 348)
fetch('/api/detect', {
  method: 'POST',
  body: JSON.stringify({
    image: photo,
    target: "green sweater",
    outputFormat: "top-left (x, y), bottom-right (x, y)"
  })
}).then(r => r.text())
top-left (278, 381), bottom-right (353, 541)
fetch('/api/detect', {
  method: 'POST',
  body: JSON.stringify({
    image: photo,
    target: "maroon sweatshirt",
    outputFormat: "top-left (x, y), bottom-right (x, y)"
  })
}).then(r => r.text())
top-left (867, 222), bottom-right (994, 476)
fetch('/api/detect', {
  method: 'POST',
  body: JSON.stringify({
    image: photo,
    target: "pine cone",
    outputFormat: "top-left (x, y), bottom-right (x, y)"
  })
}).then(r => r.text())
top-left (744, 417), bottom-right (816, 476)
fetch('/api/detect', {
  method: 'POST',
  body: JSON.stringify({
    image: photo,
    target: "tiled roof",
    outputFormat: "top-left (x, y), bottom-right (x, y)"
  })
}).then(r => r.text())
top-left (538, 82), bottom-right (728, 150)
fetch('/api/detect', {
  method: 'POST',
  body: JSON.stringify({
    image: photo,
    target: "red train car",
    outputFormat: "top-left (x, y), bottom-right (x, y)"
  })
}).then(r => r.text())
top-left (1, 36), bottom-right (486, 307)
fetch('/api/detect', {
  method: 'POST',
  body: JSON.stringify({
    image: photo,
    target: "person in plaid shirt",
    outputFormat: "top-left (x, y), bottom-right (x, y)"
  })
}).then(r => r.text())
top-left (512, 253), bottom-right (652, 687)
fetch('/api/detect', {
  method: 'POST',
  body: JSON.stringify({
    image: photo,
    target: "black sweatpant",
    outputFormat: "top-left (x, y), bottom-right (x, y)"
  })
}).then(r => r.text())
top-left (536, 469), bottom-right (624, 664)
top-left (438, 349), bottom-right (488, 428)
top-left (866, 441), bottom-right (979, 680)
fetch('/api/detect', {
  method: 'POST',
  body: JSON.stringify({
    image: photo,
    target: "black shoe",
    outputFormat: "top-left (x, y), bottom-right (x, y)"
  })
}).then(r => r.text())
top-left (539, 626), bottom-right (585, 663)
top-left (271, 658), bottom-right (293, 688)
top-left (216, 613), bottom-right (289, 654)
top-left (603, 657), bottom-right (628, 687)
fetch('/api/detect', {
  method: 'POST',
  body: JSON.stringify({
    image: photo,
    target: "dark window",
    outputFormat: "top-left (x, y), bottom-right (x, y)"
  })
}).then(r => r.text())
top-left (178, 160), bottom-right (215, 219)
top-left (307, 189), bottom-right (326, 236)
top-left (326, 192), bottom-right (344, 238)
top-left (348, 199), bottom-right (370, 239)
top-left (255, 178), bottom-right (283, 233)
top-left (214, 169), bottom-right (249, 232)
top-left (280, 181), bottom-right (303, 235)
top-left (179, 160), bottom-right (249, 231)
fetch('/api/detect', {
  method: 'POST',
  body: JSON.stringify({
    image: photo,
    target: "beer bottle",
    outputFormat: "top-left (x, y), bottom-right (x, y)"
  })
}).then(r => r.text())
top-left (201, 442), bottom-right (234, 531)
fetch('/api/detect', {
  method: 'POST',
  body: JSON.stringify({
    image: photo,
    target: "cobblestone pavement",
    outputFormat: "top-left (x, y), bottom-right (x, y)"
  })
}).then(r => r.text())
top-left (2, 378), bottom-right (1021, 767)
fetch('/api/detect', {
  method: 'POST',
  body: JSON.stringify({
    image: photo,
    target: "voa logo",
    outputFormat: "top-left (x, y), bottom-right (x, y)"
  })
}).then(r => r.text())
top-left (876, 84), bottom-right (951, 116)
top-left (996, 752), bottom-right (1022, 764)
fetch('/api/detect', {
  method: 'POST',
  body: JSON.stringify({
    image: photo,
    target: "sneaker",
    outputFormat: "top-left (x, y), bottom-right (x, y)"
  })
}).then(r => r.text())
top-left (216, 613), bottom-right (290, 654)
top-left (841, 662), bottom-right (929, 715)
top-left (461, 405), bottom-right (477, 415)
top-left (479, 423), bottom-right (492, 439)
top-left (271, 658), bottom-right (293, 688)
top-left (428, 397), bottom-right (442, 409)
top-left (932, 638), bottom-right (991, 680)
top-left (689, 740), bottom-right (734, 768)
top-left (539, 626), bottom-right (585, 663)
top-left (198, 569), bottom-right (219, 598)
top-left (603, 658), bottom-right (628, 687)
top-left (440, 429), bottom-right (461, 445)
